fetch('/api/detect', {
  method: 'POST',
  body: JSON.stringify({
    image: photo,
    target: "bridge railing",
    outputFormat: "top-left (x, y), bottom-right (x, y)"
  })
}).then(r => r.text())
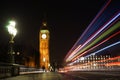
top-left (0, 63), bottom-right (44, 79)
top-left (19, 66), bottom-right (43, 74)
top-left (0, 62), bottom-right (19, 79)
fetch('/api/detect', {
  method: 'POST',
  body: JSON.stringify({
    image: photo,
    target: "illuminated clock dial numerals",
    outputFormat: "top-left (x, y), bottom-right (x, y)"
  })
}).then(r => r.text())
top-left (42, 34), bottom-right (47, 39)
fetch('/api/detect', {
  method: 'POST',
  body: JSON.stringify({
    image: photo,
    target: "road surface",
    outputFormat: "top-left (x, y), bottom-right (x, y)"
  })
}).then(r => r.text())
top-left (1, 71), bottom-right (120, 80)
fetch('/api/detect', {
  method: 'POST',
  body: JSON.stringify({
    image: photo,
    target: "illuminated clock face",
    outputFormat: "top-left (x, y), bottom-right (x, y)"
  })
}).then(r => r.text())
top-left (42, 33), bottom-right (47, 39)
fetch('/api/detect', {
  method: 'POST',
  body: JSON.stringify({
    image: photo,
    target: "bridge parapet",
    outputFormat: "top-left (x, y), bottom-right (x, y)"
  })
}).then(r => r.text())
top-left (0, 62), bottom-right (19, 79)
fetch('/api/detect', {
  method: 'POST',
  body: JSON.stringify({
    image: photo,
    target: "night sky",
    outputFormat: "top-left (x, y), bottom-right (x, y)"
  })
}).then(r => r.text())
top-left (0, 0), bottom-right (106, 65)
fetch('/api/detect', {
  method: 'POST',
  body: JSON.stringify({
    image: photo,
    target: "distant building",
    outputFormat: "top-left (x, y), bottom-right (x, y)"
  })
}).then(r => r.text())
top-left (24, 56), bottom-right (35, 68)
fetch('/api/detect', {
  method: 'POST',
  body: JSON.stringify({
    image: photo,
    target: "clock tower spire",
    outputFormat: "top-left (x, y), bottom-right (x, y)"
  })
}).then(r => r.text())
top-left (39, 19), bottom-right (50, 70)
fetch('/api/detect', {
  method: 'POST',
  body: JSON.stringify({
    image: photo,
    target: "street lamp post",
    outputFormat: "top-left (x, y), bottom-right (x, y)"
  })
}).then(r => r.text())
top-left (7, 20), bottom-right (17, 64)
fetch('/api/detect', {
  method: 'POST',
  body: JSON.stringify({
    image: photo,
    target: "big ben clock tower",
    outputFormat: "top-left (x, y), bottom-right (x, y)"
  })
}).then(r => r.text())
top-left (39, 21), bottom-right (50, 70)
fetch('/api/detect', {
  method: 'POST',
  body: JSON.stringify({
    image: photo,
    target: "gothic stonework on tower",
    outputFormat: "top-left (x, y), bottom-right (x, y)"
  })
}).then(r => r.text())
top-left (39, 21), bottom-right (50, 71)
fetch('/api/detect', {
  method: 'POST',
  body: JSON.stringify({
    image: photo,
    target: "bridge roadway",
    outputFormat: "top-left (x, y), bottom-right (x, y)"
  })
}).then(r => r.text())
top-left (1, 71), bottom-right (120, 80)
top-left (1, 72), bottom-right (75, 80)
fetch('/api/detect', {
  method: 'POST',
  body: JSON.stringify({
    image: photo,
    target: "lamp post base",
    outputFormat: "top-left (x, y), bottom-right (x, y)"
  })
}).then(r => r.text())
top-left (7, 54), bottom-right (15, 64)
